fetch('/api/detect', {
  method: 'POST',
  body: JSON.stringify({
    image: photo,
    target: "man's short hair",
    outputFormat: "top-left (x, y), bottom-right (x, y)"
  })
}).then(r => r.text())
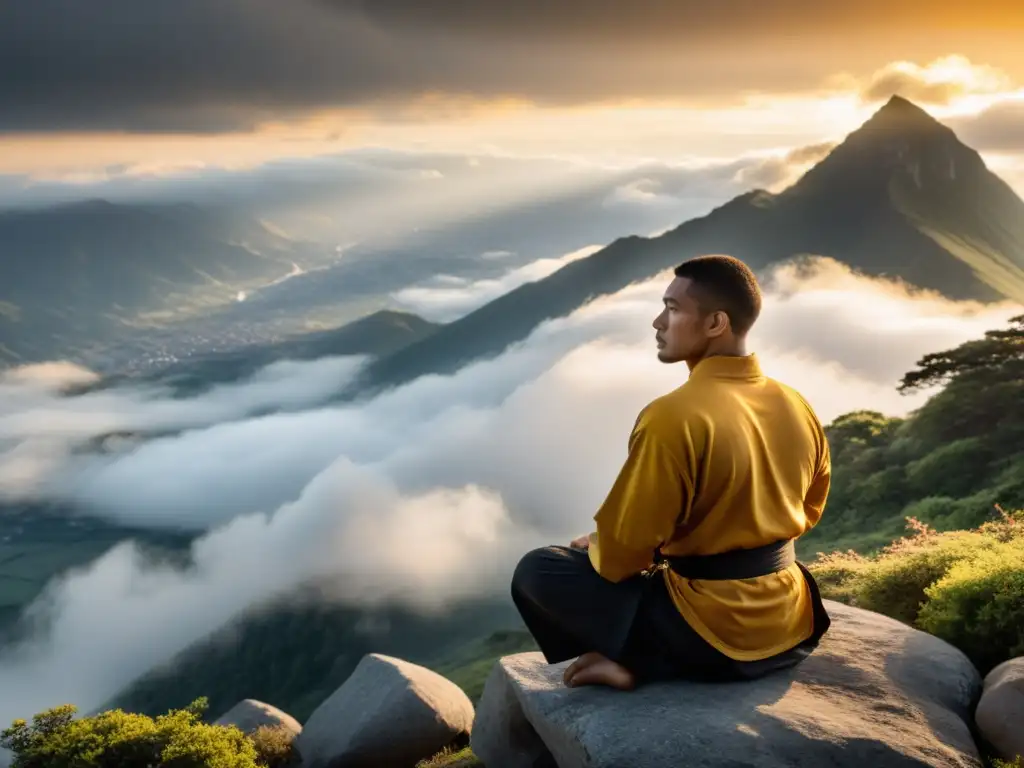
top-left (673, 254), bottom-right (762, 336)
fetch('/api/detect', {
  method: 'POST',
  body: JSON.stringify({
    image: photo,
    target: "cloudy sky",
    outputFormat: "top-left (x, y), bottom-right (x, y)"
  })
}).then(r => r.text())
top-left (3, 3), bottom-right (1024, 749)
top-left (2, 0), bottom-right (1024, 193)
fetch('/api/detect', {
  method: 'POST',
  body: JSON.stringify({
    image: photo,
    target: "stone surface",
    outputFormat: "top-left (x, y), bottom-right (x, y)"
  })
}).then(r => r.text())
top-left (295, 652), bottom-right (474, 768)
top-left (471, 600), bottom-right (983, 768)
top-left (975, 657), bottom-right (1024, 763)
top-left (214, 698), bottom-right (302, 739)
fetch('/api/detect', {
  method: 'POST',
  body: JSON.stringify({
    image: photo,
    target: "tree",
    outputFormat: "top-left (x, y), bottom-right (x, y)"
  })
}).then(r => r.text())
top-left (898, 314), bottom-right (1024, 393)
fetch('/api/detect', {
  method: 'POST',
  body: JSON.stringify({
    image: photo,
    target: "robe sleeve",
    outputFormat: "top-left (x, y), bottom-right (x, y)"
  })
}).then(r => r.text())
top-left (803, 431), bottom-right (831, 526)
top-left (587, 404), bottom-right (693, 583)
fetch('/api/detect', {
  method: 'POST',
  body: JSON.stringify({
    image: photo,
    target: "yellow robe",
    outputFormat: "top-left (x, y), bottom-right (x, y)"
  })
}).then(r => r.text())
top-left (587, 353), bottom-right (831, 661)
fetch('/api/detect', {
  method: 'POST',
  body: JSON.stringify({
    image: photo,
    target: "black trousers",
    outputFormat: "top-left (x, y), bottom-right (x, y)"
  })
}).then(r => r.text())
top-left (510, 545), bottom-right (827, 685)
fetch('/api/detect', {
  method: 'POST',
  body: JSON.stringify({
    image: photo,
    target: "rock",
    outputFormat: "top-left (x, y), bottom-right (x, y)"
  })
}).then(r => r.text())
top-left (294, 652), bottom-right (474, 768)
top-left (214, 699), bottom-right (303, 739)
top-left (471, 600), bottom-right (983, 768)
top-left (975, 657), bottom-right (1024, 763)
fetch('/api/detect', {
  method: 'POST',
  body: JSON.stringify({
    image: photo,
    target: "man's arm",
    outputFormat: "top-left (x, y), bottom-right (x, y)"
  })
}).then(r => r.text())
top-left (803, 431), bottom-right (831, 526)
top-left (587, 404), bottom-right (693, 582)
top-left (791, 389), bottom-right (832, 528)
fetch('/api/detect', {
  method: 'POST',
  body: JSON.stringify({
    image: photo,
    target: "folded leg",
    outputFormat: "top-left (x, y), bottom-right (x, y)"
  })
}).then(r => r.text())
top-left (510, 545), bottom-right (643, 667)
top-left (510, 545), bottom-right (831, 687)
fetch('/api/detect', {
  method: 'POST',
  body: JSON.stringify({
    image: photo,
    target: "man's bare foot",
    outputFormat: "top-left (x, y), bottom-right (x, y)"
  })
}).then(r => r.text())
top-left (563, 651), bottom-right (604, 685)
top-left (569, 534), bottom-right (590, 551)
top-left (563, 653), bottom-right (636, 690)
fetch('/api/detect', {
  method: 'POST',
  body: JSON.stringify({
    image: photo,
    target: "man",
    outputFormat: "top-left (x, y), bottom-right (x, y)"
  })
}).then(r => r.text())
top-left (510, 254), bottom-right (831, 691)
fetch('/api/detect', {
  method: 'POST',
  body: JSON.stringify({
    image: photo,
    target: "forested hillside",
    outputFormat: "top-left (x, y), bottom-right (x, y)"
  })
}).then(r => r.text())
top-left (799, 313), bottom-right (1024, 557)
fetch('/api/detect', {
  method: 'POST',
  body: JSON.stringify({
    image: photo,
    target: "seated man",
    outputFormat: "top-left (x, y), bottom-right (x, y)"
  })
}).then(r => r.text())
top-left (511, 254), bottom-right (832, 690)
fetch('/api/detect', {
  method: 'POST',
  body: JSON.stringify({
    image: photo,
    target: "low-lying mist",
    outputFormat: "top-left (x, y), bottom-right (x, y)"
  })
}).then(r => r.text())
top-left (0, 255), bottom-right (1017, 735)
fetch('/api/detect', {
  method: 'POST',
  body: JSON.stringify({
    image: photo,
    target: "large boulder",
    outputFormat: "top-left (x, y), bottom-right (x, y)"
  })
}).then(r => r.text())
top-left (471, 600), bottom-right (983, 768)
top-left (975, 657), bottom-right (1024, 763)
top-left (214, 699), bottom-right (303, 739)
top-left (294, 652), bottom-right (474, 768)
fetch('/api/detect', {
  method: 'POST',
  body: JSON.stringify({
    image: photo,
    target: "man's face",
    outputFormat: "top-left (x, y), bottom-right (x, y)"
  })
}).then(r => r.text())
top-left (652, 276), bottom-right (713, 364)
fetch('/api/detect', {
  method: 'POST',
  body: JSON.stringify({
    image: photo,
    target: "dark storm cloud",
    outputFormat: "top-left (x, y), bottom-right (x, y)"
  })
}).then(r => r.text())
top-left (0, 0), bottom-right (401, 132)
top-left (3, 0), bottom-right (1024, 133)
top-left (329, 0), bottom-right (1023, 40)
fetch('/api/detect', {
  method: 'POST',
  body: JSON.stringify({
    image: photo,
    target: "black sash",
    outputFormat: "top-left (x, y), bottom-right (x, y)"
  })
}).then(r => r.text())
top-left (656, 538), bottom-right (797, 581)
top-left (643, 540), bottom-right (835, 655)
top-left (643, 538), bottom-right (832, 652)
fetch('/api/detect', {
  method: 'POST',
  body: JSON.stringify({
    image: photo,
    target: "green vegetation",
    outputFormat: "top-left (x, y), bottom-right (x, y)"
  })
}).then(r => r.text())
top-left (0, 698), bottom-right (298, 768)
top-left (416, 746), bottom-right (482, 768)
top-left (427, 630), bottom-right (538, 702)
top-left (799, 313), bottom-right (1024, 558)
top-left (247, 725), bottom-right (298, 768)
top-left (809, 507), bottom-right (1024, 675)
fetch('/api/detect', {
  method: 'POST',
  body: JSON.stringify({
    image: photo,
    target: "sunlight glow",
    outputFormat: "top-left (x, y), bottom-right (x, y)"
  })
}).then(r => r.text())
top-left (0, 55), bottom-right (1021, 199)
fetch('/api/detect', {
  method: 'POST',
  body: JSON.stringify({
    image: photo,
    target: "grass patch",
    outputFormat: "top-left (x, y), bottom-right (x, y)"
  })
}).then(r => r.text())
top-left (427, 629), bottom-right (538, 702)
top-left (412, 630), bottom-right (539, 768)
top-left (417, 746), bottom-right (483, 767)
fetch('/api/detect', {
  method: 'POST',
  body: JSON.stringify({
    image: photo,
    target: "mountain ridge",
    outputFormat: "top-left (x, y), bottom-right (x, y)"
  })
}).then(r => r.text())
top-left (352, 95), bottom-right (1024, 397)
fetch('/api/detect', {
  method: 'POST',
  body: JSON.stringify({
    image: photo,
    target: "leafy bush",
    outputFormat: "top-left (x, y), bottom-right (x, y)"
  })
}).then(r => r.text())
top-left (800, 549), bottom-right (868, 605)
top-left (917, 540), bottom-right (1024, 674)
top-left (0, 698), bottom-right (259, 768)
top-left (852, 518), bottom-right (1005, 625)
top-left (809, 506), bottom-right (1024, 674)
top-left (249, 724), bottom-right (298, 768)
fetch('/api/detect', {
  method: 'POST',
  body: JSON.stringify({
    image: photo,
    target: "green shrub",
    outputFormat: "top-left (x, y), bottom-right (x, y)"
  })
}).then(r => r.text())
top-left (917, 539), bottom-right (1024, 674)
top-left (854, 526), bottom-right (1002, 625)
top-left (809, 507), bottom-right (1024, 674)
top-left (801, 549), bottom-right (868, 605)
top-left (249, 724), bottom-right (298, 768)
top-left (1, 698), bottom-right (259, 768)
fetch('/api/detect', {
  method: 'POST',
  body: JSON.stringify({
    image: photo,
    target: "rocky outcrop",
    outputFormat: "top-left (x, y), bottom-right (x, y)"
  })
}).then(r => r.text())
top-left (471, 600), bottom-right (983, 768)
top-left (214, 698), bottom-right (303, 739)
top-left (294, 652), bottom-right (474, 768)
top-left (975, 657), bottom-right (1024, 764)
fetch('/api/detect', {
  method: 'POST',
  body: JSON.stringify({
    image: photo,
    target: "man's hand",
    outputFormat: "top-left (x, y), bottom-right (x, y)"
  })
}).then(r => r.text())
top-left (569, 534), bottom-right (591, 551)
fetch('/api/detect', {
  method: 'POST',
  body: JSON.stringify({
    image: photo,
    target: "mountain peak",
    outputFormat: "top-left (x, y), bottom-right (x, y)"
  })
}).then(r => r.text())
top-left (879, 93), bottom-right (927, 114)
top-left (862, 94), bottom-right (948, 134)
top-left (784, 95), bottom-right (975, 200)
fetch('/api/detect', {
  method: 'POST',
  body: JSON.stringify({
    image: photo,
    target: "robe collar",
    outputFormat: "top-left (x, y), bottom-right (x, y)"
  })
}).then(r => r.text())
top-left (688, 353), bottom-right (764, 383)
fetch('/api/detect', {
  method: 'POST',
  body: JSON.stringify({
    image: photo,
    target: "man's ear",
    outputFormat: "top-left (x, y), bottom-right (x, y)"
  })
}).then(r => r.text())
top-left (706, 310), bottom-right (730, 338)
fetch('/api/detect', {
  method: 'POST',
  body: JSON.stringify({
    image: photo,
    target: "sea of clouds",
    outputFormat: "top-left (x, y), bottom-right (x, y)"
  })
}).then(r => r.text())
top-left (0, 254), bottom-right (1019, 739)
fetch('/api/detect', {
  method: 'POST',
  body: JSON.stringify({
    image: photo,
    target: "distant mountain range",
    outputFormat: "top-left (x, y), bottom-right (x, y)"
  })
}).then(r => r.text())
top-left (0, 201), bottom-right (316, 366)
top-left (350, 96), bottom-right (1024, 397)
top-left (4, 97), bottom-right (1021, 384)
